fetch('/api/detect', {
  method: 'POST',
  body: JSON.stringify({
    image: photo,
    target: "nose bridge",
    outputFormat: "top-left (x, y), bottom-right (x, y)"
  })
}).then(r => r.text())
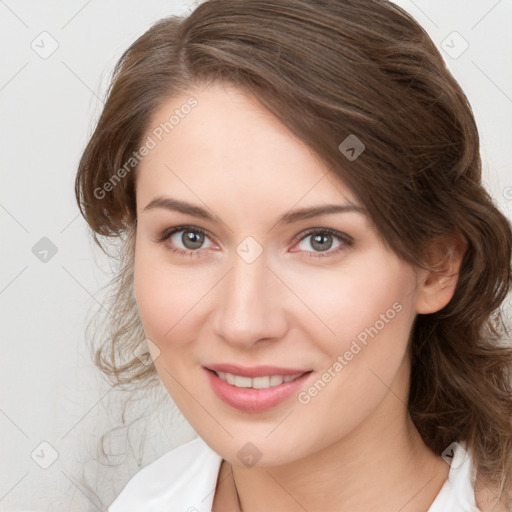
top-left (213, 245), bottom-right (285, 345)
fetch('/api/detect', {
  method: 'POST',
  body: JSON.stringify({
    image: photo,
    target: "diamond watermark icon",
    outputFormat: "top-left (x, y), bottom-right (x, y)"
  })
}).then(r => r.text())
top-left (441, 441), bottom-right (469, 469)
top-left (441, 31), bottom-right (469, 59)
top-left (133, 338), bottom-right (161, 366)
top-left (31, 441), bottom-right (59, 469)
top-left (236, 236), bottom-right (263, 264)
top-left (32, 237), bottom-right (58, 263)
top-left (31, 31), bottom-right (59, 59)
top-left (338, 134), bottom-right (365, 161)
top-left (237, 442), bottom-right (262, 467)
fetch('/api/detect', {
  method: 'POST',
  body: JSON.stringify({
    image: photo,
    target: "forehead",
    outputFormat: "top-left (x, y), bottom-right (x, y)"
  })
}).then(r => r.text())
top-left (136, 83), bottom-right (359, 215)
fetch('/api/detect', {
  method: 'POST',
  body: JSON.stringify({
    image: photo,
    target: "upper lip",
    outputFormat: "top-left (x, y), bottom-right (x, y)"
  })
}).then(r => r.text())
top-left (205, 363), bottom-right (312, 378)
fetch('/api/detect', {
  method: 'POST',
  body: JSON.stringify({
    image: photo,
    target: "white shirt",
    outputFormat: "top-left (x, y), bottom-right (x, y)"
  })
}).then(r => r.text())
top-left (108, 437), bottom-right (481, 512)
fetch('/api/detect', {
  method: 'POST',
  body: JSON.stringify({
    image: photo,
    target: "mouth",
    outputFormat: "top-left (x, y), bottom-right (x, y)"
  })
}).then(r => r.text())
top-left (203, 364), bottom-right (314, 412)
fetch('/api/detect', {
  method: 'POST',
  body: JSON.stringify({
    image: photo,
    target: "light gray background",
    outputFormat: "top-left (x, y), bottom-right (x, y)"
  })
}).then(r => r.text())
top-left (1, 1), bottom-right (511, 511)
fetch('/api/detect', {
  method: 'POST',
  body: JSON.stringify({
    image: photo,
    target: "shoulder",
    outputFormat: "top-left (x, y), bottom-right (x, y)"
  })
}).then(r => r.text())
top-left (108, 436), bottom-right (223, 512)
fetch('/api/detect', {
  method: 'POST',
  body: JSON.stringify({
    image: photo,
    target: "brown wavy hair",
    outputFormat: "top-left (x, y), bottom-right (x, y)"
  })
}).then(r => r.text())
top-left (75, 0), bottom-right (512, 506)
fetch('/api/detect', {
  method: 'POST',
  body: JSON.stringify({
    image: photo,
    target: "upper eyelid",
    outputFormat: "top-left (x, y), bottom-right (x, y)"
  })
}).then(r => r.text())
top-left (292, 227), bottom-right (352, 243)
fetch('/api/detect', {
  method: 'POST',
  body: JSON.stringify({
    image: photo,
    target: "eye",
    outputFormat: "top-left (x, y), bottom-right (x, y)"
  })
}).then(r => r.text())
top-left (291, 228), bottom-right (353, 258)
top-left (157, 225), bottom-right (215, 257)
top-left (156, 225), bottom-right (352, 259)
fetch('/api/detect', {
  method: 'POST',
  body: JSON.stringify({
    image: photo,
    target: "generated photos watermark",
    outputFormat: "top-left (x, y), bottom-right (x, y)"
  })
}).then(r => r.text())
top-left (298, 301), bottom-right (403, 404)
top-left (93, 96), bottom-right (198, 200)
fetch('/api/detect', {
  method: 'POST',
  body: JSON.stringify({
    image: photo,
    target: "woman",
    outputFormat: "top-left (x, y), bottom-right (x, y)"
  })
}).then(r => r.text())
top-left (75, 0), bottom-right (512, 510)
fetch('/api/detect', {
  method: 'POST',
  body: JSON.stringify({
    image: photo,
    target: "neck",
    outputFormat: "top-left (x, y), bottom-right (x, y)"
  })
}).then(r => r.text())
top-left (228, 363), bottom-right (450, 512)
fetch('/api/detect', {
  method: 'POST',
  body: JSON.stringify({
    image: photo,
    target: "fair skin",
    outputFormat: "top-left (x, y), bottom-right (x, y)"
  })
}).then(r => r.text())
top-left (133, 82), bottom-right (474, 511)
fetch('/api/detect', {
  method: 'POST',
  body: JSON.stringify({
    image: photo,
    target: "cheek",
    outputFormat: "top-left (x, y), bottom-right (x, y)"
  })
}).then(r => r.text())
top-left (291, 255), bottom-right (418, 354)
top-left (289, 260), bottom-right (417, 443)
top-left (133, 240), bottom-right (219, 351)
top-left (133, 241), bottom-right (188, 342)
top-left (133, 251), bottom-right (168, 339)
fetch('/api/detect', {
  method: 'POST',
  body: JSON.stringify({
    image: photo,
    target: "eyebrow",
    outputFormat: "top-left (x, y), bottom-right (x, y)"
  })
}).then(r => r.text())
top-left (142, 196), bottom-right (366, 226)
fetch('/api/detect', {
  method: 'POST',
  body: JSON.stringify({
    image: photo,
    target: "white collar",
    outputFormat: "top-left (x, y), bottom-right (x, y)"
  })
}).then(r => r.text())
top-left (108, 437), bottom-right (480, 511)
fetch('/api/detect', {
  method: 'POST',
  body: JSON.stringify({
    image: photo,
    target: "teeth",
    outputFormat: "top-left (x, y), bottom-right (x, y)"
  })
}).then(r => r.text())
top-left (253, 376), bottom-right (270, 389)
top-left (215, 371), bottom-right (304, 389)
top-left (235, 375), bottom-right (252, 388)
top-left (270, 375), bottom-right (282, 386)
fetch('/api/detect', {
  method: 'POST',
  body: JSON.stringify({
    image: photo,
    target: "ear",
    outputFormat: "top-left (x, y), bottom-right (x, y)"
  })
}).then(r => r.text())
top-left (415, 234), bottom-right (468, 315)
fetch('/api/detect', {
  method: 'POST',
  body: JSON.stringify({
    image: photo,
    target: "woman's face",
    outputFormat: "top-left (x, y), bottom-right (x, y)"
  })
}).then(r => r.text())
top-left (134, 82), bottom-right (426, 466)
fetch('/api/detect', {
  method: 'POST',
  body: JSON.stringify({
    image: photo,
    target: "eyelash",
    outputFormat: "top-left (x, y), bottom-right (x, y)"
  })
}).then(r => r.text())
top-left (156, 225), bottom-right (353, 259)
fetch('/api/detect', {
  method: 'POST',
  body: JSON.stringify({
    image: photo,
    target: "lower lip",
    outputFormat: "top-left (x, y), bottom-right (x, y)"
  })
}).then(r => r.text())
top-left (204, 368), bottom-right (313, 413)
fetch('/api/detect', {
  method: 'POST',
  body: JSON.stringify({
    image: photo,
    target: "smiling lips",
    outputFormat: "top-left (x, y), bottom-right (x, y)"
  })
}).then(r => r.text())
top-left (204, 363), bottom-right (313, 412)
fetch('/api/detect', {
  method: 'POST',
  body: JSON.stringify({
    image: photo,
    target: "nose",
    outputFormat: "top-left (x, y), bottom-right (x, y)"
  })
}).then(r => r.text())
top-left (212, 247), bottom-right (289, 350)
